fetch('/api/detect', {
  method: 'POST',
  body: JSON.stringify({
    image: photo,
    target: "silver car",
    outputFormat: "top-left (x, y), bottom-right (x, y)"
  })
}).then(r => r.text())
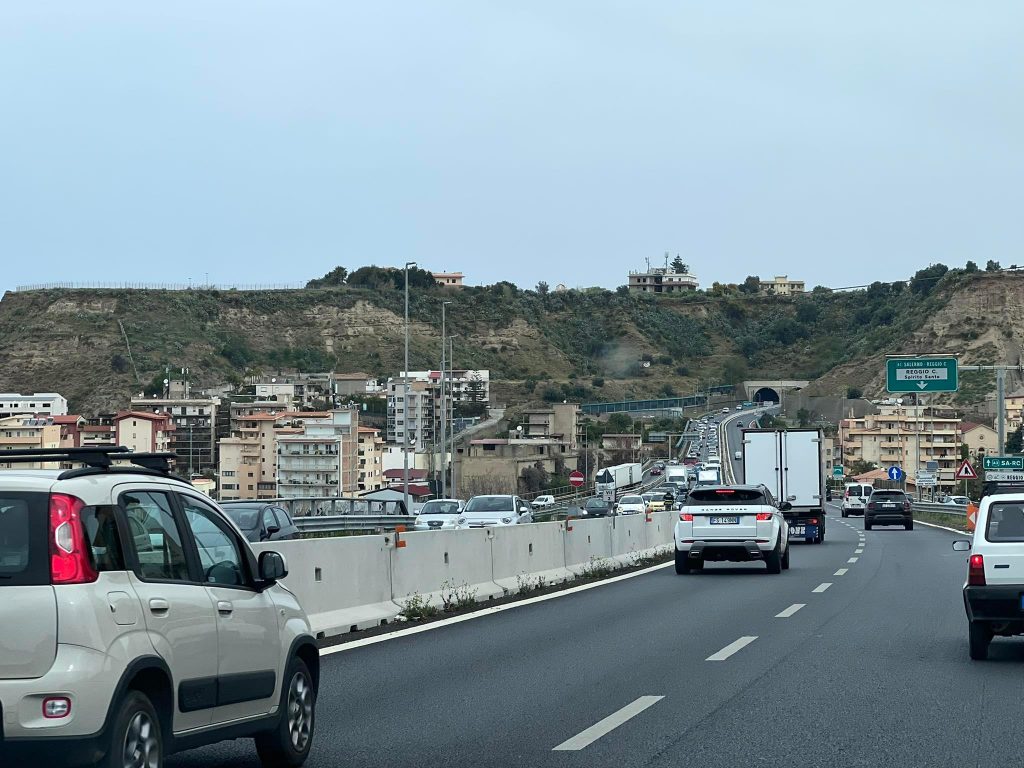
top-left (459, 495), bottom-right (534, 527)
top-left (414, 498), bottom-right (467, 530)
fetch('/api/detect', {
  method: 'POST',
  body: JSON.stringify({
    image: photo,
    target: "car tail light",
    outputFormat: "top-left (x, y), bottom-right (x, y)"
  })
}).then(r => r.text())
top-left (43, 697), bottom-right (71, 719)
top-left (49, 493), bottom-right (96, 585)
top-left (867, 502), bottom-right (876, 510)
top-left (755, 512), bottom-right (772, 521)
top-left (903, 500), bottom-right (911, 512)
top-left (679, 513), bottom-right (693, 522)
top-left (968, 554), bottom-right (986, 586)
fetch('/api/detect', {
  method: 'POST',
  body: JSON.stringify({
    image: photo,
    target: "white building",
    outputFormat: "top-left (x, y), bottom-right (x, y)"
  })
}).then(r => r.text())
top-left (276, 409), bottom-right (359, 498)
top-left (0, 393), bottom-right (69, 418)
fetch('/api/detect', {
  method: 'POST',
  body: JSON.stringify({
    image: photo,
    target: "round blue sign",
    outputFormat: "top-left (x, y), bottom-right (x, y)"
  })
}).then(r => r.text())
top-left (887, 466), bottom-right (904, 481)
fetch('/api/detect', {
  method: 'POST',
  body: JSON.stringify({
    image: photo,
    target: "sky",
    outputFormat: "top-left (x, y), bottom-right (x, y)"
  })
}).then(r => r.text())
top-left (0, 2), bottom-right (1021, 295)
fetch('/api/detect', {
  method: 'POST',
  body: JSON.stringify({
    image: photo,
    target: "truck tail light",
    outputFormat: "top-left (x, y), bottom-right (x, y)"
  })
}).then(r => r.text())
top-left (679, 513), bottom-right (693, 522)
top-left (968, 554), bottom-right (986, 586)
top-left (809, 518), bottom-right (819, 525)
top-left (755, 512), bottom-right (773, 521)
top-left (49, 493), bottom-right (97, 585)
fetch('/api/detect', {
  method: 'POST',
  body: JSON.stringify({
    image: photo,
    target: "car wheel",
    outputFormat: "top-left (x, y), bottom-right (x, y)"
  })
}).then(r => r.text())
top-left (969, 621), bottom-right (992, 661)
top-left (841, 509), bottom-right (848, 518)
top-left (674, 548), bottom-right (692, 575)
top-left (256, 657), bottom-right (316, 767)
top-left (102, 690), bottom-right (163, 768)
top-left (765, 544), bottom-right (782, 574)
top-left (781, 544), bottom-right (790, 570)
top-left (905, 520), bottom-right (914, 531)
top-left (864, 519), bottom-right (873, 531)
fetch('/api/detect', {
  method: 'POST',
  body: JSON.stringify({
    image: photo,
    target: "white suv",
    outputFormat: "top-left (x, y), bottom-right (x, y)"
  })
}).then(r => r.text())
top-left (0, 447), bottom-right (319, 767)
top-left (953, 486), bottom-right (1024, 660)
top-left (674, 485), bottom-right (791, 574)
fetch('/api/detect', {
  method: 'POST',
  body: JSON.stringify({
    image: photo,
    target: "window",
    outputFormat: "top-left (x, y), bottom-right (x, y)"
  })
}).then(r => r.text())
top-left (120, 491), bottom-right (189, 581)
top-left (986, 503), bottom-right (1024, 543)
top-left (262, 507), bottom-right (278, 532)
top-left (180, 496), bottom-right (247, 586)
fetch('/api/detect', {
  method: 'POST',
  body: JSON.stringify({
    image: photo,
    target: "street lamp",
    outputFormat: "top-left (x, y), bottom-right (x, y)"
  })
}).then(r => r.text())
top-left (403, 261), bottom-right (417, 514)
top-left (440, 301), bottom-right (452, 498)
top-left (448, 334), bottom-right (459, 498)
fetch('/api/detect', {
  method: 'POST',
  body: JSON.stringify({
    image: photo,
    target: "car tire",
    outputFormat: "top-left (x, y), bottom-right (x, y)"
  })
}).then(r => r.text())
top-left (674, 548), bottom-right (692, 575)
top-left (969, 621), bottom-right (992, 661)
top-left (766, 543), bottom-right (782, 574)
top-left (905, 520), bottom-right (914, 531)
top-left (781, 545), bottom-right (790, 570)
top-left (102, 690), bottom-right (163, 768)
top-left (256, 657), bottom-right (316, 768)
top-left (864, 519), bottom-right (873, 531)
top-left (842, 509), bottom-right (848, 518)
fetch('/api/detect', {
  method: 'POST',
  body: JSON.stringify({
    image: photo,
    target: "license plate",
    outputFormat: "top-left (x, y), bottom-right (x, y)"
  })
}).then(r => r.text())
top-left (883, 504), bottom-right (897, 509)
top-left (710, 516), bottom-right (739, 525)
top-left (789, 525), bottom-right (806, 536)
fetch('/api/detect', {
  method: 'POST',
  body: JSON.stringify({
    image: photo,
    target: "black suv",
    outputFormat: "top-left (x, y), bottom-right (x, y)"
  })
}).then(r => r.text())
top-left (865, 489), bottom-right (913, 531)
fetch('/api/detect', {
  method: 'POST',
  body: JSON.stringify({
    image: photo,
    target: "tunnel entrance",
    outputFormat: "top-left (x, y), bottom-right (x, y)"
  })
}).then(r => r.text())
top-left (753, 387), bottom-right (781, 404)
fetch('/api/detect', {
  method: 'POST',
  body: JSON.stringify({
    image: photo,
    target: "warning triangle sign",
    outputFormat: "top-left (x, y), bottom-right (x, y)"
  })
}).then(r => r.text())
top-left (955, 460), bottom-right (978, 480)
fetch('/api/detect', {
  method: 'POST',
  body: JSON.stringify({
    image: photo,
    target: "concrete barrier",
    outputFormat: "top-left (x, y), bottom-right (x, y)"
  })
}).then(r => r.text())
top-left (563, 517), bottom-right (614, 575)
top-left (391, 528), bottom-right (504, 608)
top-left (643, 511), bottom-right (676, 555)
top-left (490, 522), bottom-right (573, 592)
top-left (254, 536), bottom-right (399, 638)
top-left (610, 513), bottom-right (648, 566)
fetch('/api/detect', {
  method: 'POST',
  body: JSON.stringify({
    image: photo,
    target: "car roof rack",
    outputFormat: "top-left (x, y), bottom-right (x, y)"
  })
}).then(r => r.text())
top-left (0, 446), bottom-right (191, 485)
top-left (980, 481), bottom-right (1024, 500)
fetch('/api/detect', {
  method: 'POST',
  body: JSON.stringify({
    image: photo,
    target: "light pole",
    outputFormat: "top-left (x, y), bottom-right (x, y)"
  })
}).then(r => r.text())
top-left (403, 261), bottom-right (417, 514)
top-left (440, 301), bottom-right (452, 498)
top-left (448, 334), bottom-right (459, 498)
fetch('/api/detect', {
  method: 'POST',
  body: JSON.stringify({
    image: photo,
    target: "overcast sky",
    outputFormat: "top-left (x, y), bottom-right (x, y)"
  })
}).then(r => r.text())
top-left (1, 2), bottom-right (1021, 295)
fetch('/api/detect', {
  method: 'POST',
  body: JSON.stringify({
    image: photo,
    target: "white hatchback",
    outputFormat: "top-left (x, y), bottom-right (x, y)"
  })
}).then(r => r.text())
top-left (615, 495), bottom-right (647, 515)
top-left (413, 498), bottom-right (466, 531)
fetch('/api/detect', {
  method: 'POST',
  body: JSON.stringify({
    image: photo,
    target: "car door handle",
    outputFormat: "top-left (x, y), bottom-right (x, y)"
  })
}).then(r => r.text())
top-left (217, 601), bottom-right (234, 615)
top-left (148, 598), bottom-right (169, 614)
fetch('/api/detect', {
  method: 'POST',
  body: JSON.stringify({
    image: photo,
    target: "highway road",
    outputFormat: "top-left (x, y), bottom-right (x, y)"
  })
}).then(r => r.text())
top-left (167, 504), bottom-right (1010, 768)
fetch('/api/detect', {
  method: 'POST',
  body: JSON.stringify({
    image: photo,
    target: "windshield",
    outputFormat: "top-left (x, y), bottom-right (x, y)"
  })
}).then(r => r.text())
top-left (464, 497), bottom-right (514, 513)
top-left (222, 508), bottom-right (260, 531)
top-left (620, 496), bottom-right (643, 504)
top-left (584, 499), bottom-right (607, 509)
top-left (420, 501), bottom-right (461, 516)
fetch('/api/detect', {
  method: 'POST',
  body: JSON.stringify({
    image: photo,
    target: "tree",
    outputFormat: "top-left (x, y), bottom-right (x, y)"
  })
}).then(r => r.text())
top-left (846, 459), bottom-right (876, 477)
top-left (986, 260), bottom-right (1001, 272)
top-left (536, 281), bottom-right (550, 295)
top-left (796, 408), bottom-right (812, 427)
top-left (606, 412), bottom-right (633, 433)
top-left (964, 260), bottom-right (979, 273)
top-left (1006, 425), bottom-right (1023, 454)
top-left (909, 263), bottom-right (949, 296)
top-left (738, 275), bottom-right (761, 295)
top-left (670, 255), bottom-right (689, 274)
top-left (465, 371), bottom-right (486, 402)
top-left (519, 461), bottom-right (549, 495)
top-left (347, 265), bottom-right (434, 290)
top-left (305, 266), bottom-right (348, 288)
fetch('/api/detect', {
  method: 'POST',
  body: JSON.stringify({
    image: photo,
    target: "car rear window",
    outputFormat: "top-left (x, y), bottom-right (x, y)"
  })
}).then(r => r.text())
top-left (0, 492), bottom-right (50, 586)
top-left (224, 508), bottom-right (260, 531)
top-left (871, 491), bottom-right (905, 500)
top-left (687, 488), bottom-right (768, 505)
top-left (985, 502), bottom-right (1024, 542)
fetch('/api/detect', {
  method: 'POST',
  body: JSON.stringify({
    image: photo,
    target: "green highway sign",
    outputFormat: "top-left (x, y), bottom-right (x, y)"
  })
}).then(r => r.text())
top-left (886, 357), bottom-right (959, 393)
top-left (832, 466), bottom-right (844, 478)
top-left (983, 456), bottom-right (1024, 471)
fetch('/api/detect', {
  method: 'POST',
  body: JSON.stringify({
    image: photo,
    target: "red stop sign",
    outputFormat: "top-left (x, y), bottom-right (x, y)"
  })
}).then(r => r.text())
top-left (569, 471), bottom-right (585, 488)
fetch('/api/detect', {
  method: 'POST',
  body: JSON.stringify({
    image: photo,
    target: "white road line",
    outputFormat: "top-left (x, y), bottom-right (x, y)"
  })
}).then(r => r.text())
top-left (834, 568), bottom-right (848, 576)
top-left (848, 557), bottom-right (859, 563)
top-left (776, 603), bottom-right (805, 618)
top-left (552, 696), bottom-right (664, 750)
top-left (706, 636), bottom-right (758, 661)
top-left (812, 582), bottom-right (832, 593)
top-left (855, 548), bottom-right (864, 554)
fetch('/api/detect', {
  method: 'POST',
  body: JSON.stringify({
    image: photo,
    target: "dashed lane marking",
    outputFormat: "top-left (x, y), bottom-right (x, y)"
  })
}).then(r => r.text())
top-left (776, 603), bottom-right (805, 618)
top-left (552, 696), bottom-right (665, 751)
top-left (848, 557), bottom-right (859, 563)
top-left (706, 636), bottom-right (758, 661)
top-left (834, 568), bottom-right (848, 576)
top-left (812, 582), bottom-right (832, 593)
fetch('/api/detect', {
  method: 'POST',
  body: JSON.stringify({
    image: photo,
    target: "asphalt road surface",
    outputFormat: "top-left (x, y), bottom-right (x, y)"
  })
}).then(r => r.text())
top-left (168, 506), bottom-right (1008, 768)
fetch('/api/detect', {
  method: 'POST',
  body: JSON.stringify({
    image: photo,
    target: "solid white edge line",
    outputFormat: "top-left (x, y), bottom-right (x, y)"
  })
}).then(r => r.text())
top-left (552, 696), bottom-right (665, 751)
top-left (834, 568), bottom-right (848, 576)
top-left (915, 519), bottom-right (968, 535)
top-left (848, 557), bottom-right (858, 563)
top-left (706, 635), bottom-right (758, 661)
top-left (775, 603), bottom-right (805, 618)
top-left (319, 560), bottom-right (674, 656)
top-left (812, 582), bottom-right (832, 593)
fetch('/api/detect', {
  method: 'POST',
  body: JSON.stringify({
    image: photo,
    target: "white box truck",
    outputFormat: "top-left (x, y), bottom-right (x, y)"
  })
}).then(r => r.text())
top-left (741, 428), bottom-right (826, 543)
top-left (595, 462), bottom-right (643, 500)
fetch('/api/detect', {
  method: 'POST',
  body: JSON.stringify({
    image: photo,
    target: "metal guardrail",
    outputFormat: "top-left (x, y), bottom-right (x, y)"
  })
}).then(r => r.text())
top-left (293, 515), bottom-right (418, 533)
top-left (221, 497), bottom-right (410, 517)
top-left (912, 501), bottom-right (967, 517)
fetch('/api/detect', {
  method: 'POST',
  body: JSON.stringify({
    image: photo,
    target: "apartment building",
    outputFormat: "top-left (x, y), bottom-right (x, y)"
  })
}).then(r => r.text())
top-left (387, 376), bottom-right (436, 452)
top-left (335, 372), bottom-right (382, 396)
top-left (0, 415), bottom-right (61, 468)
top-left (80, 415), bottom-right (116, 448)
top-left (357, 426), bottom-right (385, 493)
top-left (839, 405), bottom-right (962, 491)
top-left (114, 411), bottom-right (174, 454)
top-left (276, 408), bottom-right (360, 498)
top-left (460, 438), bottom-right (577, 495)
top-left (523, 403), bottom-right (580, 449)
top-left (759, 276), bottom-right (806, 296)
top-left (627, 268), bottom-right (699, 294)
top-left (53, 414), bottom-right (86, 448)
top-left (0, 392), bottom-right (68, 418)
top-left (130, 395), bottom-right (220, 474)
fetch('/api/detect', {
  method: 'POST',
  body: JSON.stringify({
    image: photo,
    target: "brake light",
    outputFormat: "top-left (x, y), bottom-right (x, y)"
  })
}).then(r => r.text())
top-left (49, 494), bottom-right (96, 585)
top-left (809, 518), bottom-right (819, 525)
top-left (679, 513), bottom-right (693, 522)
top-left (867, 502), bottom-right (876, 510)
top-left (968, 554), bottom-right (986, 586)
top-left (755, 512), bottom-right (772, 521)
top-left (715, 489), bottom-right (735, 494)
top-left (903, 501), bottom-right (911, 512)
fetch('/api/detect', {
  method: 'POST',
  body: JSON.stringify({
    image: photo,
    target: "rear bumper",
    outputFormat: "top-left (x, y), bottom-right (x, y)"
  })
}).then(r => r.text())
top-left (678, 540), bottom-right (773, 562)
top-left (964, 585), bottom-right (1024, 623)
top-left (865, 513), bottom-right (912, 525)
top-left (0, 724), bottom-right (105, 768)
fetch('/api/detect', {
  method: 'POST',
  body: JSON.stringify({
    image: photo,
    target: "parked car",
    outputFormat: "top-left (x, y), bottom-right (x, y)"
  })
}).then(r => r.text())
top-left (459, 495), bottom-right (533, 527)
top-left (221, 501), bottom-right (301, 543)
top-left (865, 489), bottom-right (914, 530)
top-left (615, 495), bottom-right (647, 515)
top-left (531, 495), bottom-right (556, 509)
top-left (0, 446), bottom-right (319, 767)
top-left (582, 497), bottom-right (615, 517)
top-left (413, 498), bottom-right (467, 530)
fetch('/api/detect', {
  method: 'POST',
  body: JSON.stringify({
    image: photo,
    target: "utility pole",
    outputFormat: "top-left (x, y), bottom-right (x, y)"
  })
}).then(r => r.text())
top-left (449, 335), bottom-right (458, 498)
top-left (403, 261), bottom-right (417, 514)
top-left (440, 301), bottom-right (451, 498)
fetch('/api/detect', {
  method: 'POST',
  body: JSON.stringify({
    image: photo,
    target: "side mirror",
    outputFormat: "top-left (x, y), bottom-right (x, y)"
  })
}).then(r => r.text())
top-left (952, 540), bottom-right (972, 552)
top-left (258, 551), bottom-right (288, 583)
top-left (264, 525), bottom-right (281, 540)
top-left (779, 501), bottom-right (793, 512)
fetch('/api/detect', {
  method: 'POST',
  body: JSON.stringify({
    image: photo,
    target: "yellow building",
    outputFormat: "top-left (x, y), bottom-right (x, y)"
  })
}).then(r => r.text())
top-left (0, 415), bottom-right (61, 468)
top-left (357, 426), bottom-right (385, 492)
top-left (759, 275), bottom-right (806, 296)
top-left (961, 421), bottom-right (999, 458)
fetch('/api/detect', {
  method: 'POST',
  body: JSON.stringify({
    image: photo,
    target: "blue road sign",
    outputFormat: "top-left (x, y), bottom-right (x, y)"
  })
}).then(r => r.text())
top-left (887, 466), bottom-right (904, 481)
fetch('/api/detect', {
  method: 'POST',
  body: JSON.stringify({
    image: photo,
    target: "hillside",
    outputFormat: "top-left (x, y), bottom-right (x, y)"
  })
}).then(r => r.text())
top-left (0, 270), bottom-right (1020, 414)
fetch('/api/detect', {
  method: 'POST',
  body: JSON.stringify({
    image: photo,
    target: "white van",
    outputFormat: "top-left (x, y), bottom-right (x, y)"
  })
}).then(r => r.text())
top-left (842, 482), bottom-right (874, 517)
